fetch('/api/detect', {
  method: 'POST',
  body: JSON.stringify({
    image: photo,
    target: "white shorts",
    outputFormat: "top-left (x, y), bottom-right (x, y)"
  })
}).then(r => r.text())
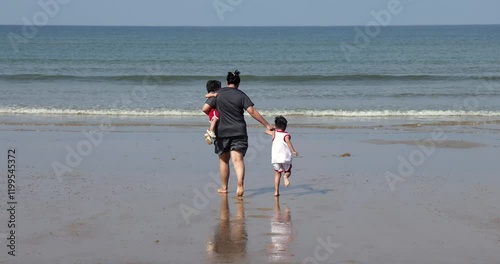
top-left (273, 163), bottom-right (292, 173)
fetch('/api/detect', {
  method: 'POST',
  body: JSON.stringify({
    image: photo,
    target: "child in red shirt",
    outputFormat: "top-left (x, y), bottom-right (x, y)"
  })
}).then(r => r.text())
top-left (204, 80), bottom-right (221, 144)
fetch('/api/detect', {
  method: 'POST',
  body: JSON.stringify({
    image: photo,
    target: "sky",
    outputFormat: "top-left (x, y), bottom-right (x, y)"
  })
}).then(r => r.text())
top-left (1, 0), bottom-right (500, 26)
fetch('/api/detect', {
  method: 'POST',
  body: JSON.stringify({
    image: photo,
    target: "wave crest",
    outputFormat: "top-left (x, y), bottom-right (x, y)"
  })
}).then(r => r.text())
top-left (1, 107), bottom-right (500, 118)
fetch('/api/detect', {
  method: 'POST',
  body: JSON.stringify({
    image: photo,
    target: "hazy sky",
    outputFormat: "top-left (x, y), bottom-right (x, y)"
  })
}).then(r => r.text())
top-left (1, 0), bottom-right (500, 26)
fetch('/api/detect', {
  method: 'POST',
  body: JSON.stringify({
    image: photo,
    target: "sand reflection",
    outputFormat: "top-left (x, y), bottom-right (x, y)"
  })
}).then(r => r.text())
top-left (207, 195), bottom-right (247, 263)
top-left (266, 197), bottom-right (294, 263)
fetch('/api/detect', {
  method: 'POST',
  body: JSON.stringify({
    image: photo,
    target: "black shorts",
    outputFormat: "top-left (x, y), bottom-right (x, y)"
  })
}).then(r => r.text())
top-left (215, 136), bottom-right (248, 156)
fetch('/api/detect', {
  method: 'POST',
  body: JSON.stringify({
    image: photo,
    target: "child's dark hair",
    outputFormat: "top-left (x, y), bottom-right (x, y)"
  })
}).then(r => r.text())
top-left (274, 115), bottom-right (288, 130)
top-left (206, 80), bottom-right (221, 93)
top-left (226, 70), bottom-right (241, 87)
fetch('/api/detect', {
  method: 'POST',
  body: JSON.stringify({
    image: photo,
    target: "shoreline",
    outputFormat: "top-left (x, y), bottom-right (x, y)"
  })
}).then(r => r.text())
top-left (1, 114), bottom-right (500, 131)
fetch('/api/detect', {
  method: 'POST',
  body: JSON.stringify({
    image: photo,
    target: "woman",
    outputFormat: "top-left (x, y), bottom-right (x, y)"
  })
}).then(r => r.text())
top-left (202, 70), bottom-right (273, 196)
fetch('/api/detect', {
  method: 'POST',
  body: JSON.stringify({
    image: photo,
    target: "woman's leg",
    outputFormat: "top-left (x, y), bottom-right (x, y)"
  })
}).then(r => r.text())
top-left (231, 150), bottom-right (245, 197)
top-left (218, 152), bottom-right (230, 193)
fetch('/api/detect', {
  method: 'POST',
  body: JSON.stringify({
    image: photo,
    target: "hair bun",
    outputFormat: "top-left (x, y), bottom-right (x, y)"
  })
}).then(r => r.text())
top-left (226, 70), bottom-right (241, 86)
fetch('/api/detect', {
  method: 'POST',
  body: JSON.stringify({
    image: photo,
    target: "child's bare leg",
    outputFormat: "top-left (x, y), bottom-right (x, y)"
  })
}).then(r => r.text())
top-left (209, 117), bottom-right (218, 133)
top-left (274, 171), bottom-right (282, 196)
top-left (284, 171), bottom-right (291, 187)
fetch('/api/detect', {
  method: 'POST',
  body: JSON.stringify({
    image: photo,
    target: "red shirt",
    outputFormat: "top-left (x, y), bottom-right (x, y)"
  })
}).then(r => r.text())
top-left (209, 109), bottom-right (219, 122)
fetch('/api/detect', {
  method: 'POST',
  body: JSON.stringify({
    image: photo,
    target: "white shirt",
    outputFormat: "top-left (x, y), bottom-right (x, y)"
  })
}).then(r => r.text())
top-left (272, 130), bottom-right (292, 164)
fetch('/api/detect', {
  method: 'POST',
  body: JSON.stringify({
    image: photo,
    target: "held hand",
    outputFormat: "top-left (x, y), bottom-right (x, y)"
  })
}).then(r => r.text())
top-left (266, 125), bottom-right (275, 131)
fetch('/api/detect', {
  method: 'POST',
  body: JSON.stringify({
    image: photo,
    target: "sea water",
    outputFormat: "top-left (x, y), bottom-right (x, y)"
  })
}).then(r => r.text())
top-left (0, 25), bottom-right (499, 124)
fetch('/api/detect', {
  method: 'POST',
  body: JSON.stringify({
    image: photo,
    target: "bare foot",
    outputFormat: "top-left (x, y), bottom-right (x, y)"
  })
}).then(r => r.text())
top-left (236, 187), bottom-right (244, 197)
top-left (218, 187), bottom-right (228, 194)
top-left (284, 177), bottom-right (290, 187)
top-left (274, 192), bottom-right (280, 196)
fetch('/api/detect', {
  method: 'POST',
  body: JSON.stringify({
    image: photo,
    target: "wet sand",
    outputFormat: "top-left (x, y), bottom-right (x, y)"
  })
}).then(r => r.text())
top-left (0, 121), bottom-right (499, 263)
top-left (363, 139), bottom-right (487, 149)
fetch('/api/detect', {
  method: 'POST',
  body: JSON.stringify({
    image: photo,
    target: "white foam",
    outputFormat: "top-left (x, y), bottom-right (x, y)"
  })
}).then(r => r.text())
top-left (1, 107), bottom-right (500, 118)
top-left (0, 107), bottom-right (204, 116)
top-left (259, 109), bottom-right (500, 117)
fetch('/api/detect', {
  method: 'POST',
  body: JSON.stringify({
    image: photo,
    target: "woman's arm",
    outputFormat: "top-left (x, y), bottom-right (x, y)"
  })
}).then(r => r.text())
top-left (265, 128), bottom-right (275, 136)
top-left (202, 103), bottom-right (212, 115)
top-left (247, 106), bottom-right (273, 130)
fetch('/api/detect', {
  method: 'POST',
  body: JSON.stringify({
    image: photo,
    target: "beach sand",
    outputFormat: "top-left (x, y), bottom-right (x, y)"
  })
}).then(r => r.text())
top-left (0, 118), bottom-right (499, 263)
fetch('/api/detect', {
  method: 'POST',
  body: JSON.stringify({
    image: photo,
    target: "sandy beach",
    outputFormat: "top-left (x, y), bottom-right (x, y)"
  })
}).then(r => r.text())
top-left (0, 117), bottom-right (499, 264)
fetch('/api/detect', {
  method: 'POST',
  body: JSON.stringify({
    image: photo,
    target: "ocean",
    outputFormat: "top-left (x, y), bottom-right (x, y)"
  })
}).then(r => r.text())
top-left (0, 25), bottom-right (499, 123)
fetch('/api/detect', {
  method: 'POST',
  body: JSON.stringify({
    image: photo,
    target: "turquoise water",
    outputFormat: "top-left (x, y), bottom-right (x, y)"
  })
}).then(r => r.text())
top-left (0, 25), bottom-right (499, 119)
